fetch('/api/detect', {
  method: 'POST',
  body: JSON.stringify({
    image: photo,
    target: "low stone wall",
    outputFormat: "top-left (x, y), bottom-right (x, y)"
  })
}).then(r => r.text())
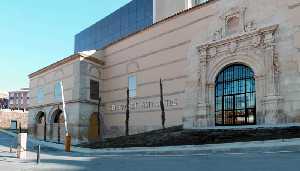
top-left (0, 110), bottom-right (28, 129)
top-left (81, 125), bottom-right (300, 149)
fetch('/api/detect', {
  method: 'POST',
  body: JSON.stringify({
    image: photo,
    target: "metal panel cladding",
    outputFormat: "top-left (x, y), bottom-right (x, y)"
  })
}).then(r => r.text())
top-left (74, 0), bottom-right (153, 53)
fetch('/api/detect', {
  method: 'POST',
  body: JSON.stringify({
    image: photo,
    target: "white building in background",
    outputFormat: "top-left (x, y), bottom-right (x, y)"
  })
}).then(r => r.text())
top-left (0, 91), bottom-right (8, 98)
top-left (9, 88), bottom-right (29, 111)
top-left (154, 0), bottom-right (209, 22)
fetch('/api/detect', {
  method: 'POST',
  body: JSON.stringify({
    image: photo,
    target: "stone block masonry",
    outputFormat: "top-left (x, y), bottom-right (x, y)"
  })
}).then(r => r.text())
top-left (0, 110), bottom-right (28, 129)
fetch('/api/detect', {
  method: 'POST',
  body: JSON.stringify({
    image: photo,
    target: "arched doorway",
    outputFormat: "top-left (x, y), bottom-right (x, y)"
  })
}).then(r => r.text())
top-left (51, 109), bottom-right (65, 143)
top-left (88, 113), bottom-right (100, 142)
top-left (215, 64), bottom-right (256, 126)
top-left (35, 111), bottom-right (46, 140)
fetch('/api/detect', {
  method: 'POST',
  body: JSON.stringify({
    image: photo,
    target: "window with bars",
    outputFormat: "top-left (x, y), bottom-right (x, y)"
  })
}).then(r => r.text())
top-left (90, 80), bottom-right (99, 100)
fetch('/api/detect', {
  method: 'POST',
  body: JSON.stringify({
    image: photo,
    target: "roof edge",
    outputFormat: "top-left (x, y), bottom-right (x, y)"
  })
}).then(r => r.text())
top-left (28, 54), bottom-right (82, 79)
top-left (99, 0), bottom-right (217, 50)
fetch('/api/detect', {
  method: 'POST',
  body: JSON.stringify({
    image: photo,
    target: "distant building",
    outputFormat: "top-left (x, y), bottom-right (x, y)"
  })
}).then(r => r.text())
top-left (0, 91), bottom-right (8, 109)
top-left (9, 88), bottom-right (29, 111)
top-left (0, 109), bottom-right (28, 130)
top-left (0, 90), bottom-right (27, 130)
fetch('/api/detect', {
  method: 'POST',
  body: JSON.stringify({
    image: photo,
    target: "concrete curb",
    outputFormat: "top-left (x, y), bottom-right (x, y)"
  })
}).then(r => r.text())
top-left (2, 129), bottom-right (300, 155)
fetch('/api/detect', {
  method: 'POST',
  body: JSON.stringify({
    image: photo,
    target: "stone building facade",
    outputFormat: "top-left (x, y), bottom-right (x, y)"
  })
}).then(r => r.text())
top-left (28, 53), bottom-right (104, 144)
top-left (183, 0), bottom-right (300, 129)
top-left (28, 0), bottom-right (300, 145)
top-left (0, 110), bottom-right (28, 130)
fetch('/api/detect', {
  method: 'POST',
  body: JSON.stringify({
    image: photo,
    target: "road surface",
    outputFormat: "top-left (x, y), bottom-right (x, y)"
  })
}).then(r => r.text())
top-left (0, 131), bottom-right (299, 171)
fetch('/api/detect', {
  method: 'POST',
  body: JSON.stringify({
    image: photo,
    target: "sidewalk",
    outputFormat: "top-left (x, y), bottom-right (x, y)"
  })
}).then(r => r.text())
top-left (2, 129), bottom-right (300, 156)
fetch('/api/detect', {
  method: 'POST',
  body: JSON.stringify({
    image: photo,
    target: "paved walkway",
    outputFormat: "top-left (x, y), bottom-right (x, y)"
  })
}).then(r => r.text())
top-left (1, 131), bottom-right (300, 170)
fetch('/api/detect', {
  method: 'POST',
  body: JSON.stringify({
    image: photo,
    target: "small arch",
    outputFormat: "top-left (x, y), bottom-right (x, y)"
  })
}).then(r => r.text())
top-left (50, 108), bottom-right (65, 143)
top-left (51, 108), bottom-right (64, 123)
top-left (34, 111), bottom-right (46, 140)
top-left (53, 69), bottom-right (64, 81)
top-left (89, 66), bottom-right (101, 79)
top-left (35, 111), bottom-right (46, 124)
top-left (127, 61), bottom-right (139, 74)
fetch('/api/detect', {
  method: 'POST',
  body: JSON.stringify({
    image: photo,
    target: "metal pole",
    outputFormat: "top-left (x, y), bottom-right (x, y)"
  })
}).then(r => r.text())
top-left (125, 88), bottom-right (130, 136)
top-left (58, 123), bottom-right (60, 144)
top-left (44, 113), bottom-right (47, 142)
top-left (97, 97), bottom-right (101, 137)
top-left (160, 79), bottom-right (166, 130)
top-left (19, 123), bottom-right (22, 134)
top-left (59, 81), bottom-right (68, 134)
top-left (37, 145), bottom-right (40, 164)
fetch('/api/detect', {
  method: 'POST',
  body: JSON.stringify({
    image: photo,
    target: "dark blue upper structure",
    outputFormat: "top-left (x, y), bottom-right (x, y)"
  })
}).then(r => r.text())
top-left (74, 0), bottom-right (153, 53)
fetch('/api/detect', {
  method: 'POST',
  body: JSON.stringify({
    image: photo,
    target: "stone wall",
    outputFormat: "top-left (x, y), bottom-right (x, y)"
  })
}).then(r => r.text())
top-left (81, 125), bottom-right (300, 149)
top-left (0, 110), bottom-right (28, 129)
top-left (183, 0), bottom-right (300, 129)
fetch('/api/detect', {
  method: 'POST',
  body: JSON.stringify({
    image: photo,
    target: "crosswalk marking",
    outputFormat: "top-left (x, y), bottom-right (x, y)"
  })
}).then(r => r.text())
top-left (278, 150), bottom-right (293, 153)
top-left (225, 153), bottom-right (246, 155)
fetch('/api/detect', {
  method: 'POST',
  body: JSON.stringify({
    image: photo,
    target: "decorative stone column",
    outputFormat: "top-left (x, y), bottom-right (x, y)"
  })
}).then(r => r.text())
top-left (261, 26), bottom-right (283, 125)
top-left (196, 46), bottom-right (210, 128)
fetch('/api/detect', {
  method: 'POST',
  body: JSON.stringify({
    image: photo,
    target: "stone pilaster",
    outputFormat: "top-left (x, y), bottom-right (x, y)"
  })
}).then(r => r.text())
top-left (261, 26), bottom-right (283, 125)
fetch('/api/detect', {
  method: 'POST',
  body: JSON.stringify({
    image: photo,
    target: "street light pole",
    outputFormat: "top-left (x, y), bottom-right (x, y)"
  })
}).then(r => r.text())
top-left (97, 96), bottom-right (101, 137)
top-left (125, 88), bottom-right (130, 136)
top-left (44, 114), bottom-right (46, 141)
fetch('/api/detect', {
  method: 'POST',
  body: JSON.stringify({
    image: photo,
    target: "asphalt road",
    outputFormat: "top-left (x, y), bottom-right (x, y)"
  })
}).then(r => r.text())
top-left (31, 152), bottom-right (300, 171)
top-left (0, 132), bottom-right (300, 171)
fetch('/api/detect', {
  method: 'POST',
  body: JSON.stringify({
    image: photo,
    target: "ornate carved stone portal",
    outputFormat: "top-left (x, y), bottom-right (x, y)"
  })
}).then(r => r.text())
top-left (184, 23), bottom-right (283, 129)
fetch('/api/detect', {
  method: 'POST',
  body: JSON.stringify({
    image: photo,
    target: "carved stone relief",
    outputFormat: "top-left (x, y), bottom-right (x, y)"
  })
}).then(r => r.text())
top-left (193, 24), bottom-right (281, 128)
top-left (210, 2), bottom-right (260, 42)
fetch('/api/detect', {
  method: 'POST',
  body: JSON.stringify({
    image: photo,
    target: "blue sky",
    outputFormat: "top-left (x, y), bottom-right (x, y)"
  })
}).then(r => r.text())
top-left (0, 0), bottom-right (131, 92)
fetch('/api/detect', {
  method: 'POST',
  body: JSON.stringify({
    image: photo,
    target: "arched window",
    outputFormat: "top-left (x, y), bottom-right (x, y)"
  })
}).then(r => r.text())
top-left (215, 64), bottom-right (256, 126)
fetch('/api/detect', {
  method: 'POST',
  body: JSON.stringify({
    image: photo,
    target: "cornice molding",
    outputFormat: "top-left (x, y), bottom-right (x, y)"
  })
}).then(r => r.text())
top-left (29, 54), bottom-right (105, 79)
top-left (197, 24), bottom-right (279, 52)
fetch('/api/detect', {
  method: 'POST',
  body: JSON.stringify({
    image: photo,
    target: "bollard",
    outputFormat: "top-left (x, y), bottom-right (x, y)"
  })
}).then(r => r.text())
top-left (17, 133), bottom-right (27, 159)
top-left (37, 145), bottom-right (40, 164)
top-left (65, 133), bottom-right (71, 152)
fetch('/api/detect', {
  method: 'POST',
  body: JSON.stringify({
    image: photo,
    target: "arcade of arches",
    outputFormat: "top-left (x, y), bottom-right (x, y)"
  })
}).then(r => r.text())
top-left (34, 109), bottom-right (100, 143)
top-left (34, 108), bottom-right (66, 143)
